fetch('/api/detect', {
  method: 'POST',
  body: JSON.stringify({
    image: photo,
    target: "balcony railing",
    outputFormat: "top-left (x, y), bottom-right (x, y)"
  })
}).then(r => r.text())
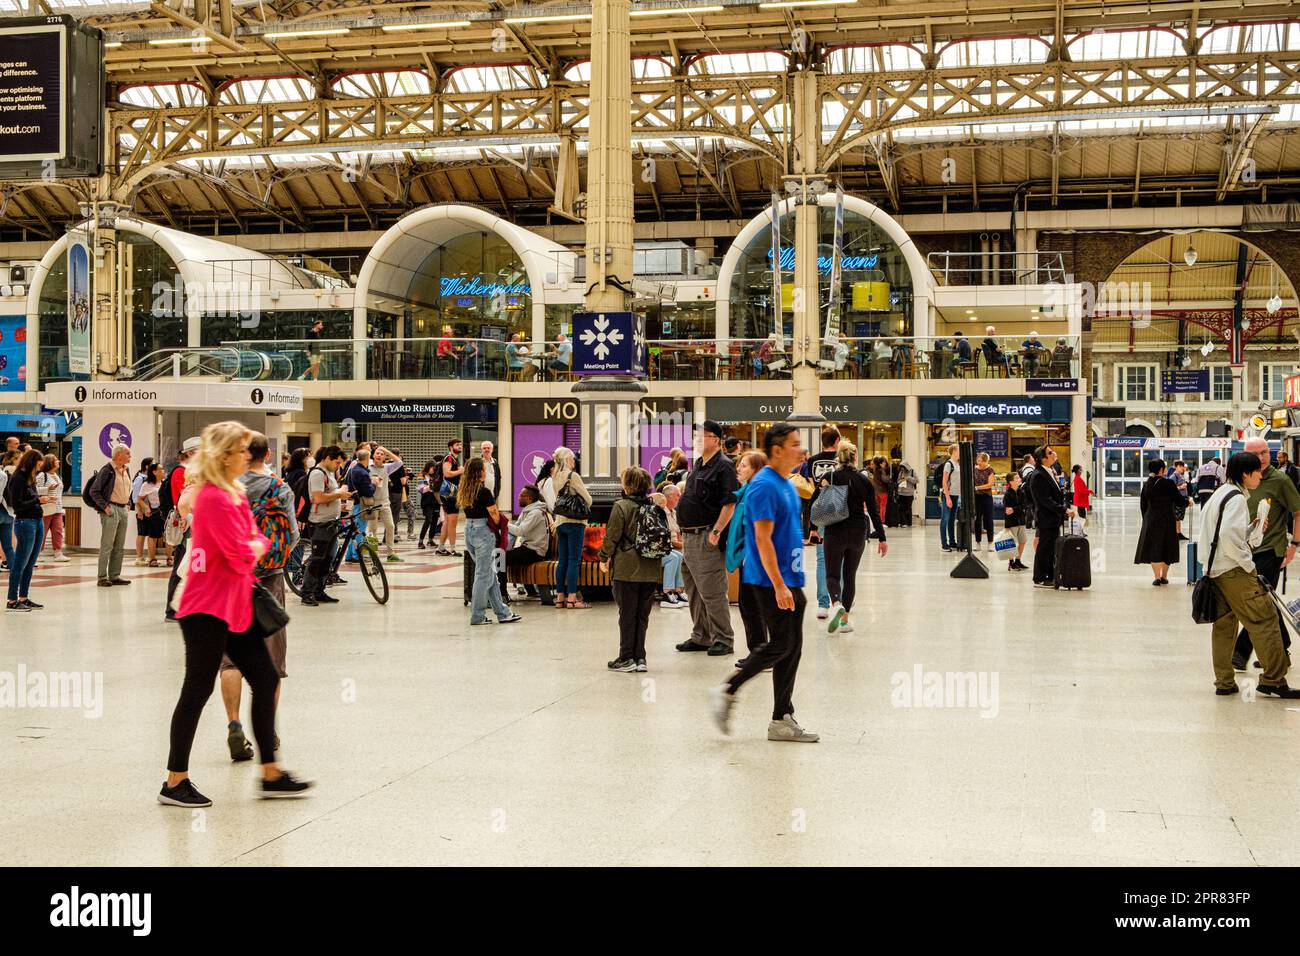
top-left (206, 335), bottom-right (1080, 383)
top-left (927, 250), bottom-right (1071, 286)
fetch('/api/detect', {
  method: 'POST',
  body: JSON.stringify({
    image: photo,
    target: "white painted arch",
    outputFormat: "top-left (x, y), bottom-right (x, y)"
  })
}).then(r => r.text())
top-left (25, 217), bottom-right (319, 390)
top-left (352, 203), bottom-right (581, 349)
top-left (715, 192), bottom-right (934, 346)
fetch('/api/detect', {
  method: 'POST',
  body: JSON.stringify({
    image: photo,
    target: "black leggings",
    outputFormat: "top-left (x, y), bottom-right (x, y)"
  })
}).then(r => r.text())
top-left (823, 526), bottom-right (867, 611)
top-left (974, 494), bottom-right (995, 542)
top-left (419, 498), bottom-right (440, 544)
top-left (168, 613), bottom-right (280, 772)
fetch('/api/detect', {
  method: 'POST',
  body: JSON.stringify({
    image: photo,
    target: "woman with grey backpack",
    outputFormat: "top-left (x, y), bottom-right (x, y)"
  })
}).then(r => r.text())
top-left (811, 441), bottom-right (887, 635)
top-left (599, 465), bottom-right (669, 673)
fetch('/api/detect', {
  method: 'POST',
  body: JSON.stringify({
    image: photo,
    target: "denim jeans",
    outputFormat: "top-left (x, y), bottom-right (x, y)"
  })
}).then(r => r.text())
top-left (940, 495), bottom-right (960, 549)
top-left (555, 522), bottom-right (585, 595)
top-left (9, 517), bottom-right (41, 601)
top-left (466, 519), bottom-right (510, 624)
top-left (0, 515), bottom-right (13, 568)
top-left (815, 540), bottom-right (830, 608)
top-left (662, 549), bottom-right (684, 590)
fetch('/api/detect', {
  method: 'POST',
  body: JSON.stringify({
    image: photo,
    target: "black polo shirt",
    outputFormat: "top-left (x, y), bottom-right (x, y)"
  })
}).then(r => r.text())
top-left (676, 450), bottom-right (740, 530)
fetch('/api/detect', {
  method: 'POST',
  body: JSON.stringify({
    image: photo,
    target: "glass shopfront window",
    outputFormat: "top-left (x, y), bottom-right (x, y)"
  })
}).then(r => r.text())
top-left (644, 300), bottom-right (715, 340)
top-left (201, 308), bottom-right (355, 346)
top-left (385, 231), bottom-right (532, 343)
top-left (727, 205), bottom-right (915, 340)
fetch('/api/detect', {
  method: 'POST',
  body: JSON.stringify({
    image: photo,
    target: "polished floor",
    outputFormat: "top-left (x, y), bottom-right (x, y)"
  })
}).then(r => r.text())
top-left (2, 499), bottom-right (1297, 867)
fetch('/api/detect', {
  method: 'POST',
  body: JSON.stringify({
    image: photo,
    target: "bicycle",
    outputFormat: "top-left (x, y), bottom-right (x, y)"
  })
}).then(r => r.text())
top-left (286, 503), bottom-right (390, 605)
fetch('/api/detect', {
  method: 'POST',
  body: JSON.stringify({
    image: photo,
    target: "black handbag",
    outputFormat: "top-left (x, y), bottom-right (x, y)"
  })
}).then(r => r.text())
top-left (1191, 488), bottom-right (1240, 625)
top-left (250, 580), bottom-right (290, 638)
top-left (553, 473), bottom-right (590, 521)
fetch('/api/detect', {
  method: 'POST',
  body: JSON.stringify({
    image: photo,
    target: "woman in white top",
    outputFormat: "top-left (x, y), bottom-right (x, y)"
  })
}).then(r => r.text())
top-left (539, 447), bottom-right (592, 609)
top-left (131, 456), bottom-right (156, 566)
top-left (1198, 451), bottom-right (1300, 698)
top-left (135, 460), bottom-right (166, 566)
top-left (35, 454), bottom-right (69, 563)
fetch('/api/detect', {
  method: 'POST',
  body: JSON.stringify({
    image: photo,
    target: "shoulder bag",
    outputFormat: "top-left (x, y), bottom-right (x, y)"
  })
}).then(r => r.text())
top-left (250, 579), bottom-right (291, 639)
top-left (1191, 488), bottom-right (1241, 625)
top-left (553, 473), bottom-right (591, 521)
top-left (810, 475), bottom-right (849, 528)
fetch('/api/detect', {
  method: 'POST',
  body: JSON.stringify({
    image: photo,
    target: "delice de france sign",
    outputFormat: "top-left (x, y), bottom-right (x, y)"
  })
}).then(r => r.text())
top-left (920, 396), bottom-right (1073, 423)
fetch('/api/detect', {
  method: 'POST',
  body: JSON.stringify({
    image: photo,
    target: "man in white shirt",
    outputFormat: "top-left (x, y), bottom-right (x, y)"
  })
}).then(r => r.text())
top-left (480, 441), bottom-right (502, 503)
top-left (1199, 450), bottom-right (1300, 698)
top-left (368, 446), bottom-right (405, 563)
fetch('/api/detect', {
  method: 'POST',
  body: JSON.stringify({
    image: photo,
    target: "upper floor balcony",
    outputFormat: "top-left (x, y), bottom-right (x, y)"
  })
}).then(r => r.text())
top-left (120, 334), bottom-right (1081, 385)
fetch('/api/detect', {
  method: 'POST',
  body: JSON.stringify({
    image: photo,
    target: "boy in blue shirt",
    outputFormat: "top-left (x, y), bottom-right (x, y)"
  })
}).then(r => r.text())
top-left (708, 422), bottom-right (818, 742)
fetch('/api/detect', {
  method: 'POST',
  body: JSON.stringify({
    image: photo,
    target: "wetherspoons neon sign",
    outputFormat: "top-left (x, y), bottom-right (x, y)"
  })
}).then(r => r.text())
top-left (766, 248), bottom-right (879, 272)
top-left (439, 276), bottom-right (532, 297)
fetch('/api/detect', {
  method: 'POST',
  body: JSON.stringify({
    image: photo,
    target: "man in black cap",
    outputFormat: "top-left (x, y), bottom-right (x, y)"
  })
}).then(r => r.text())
top-left (723, 436), bottom-right (742, 463)
top-left (675, 419), bottom-right (741, 656)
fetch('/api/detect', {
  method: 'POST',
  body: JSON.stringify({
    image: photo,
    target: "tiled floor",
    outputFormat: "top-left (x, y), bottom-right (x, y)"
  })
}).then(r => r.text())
top-left (2, 500), bottom-right (1297, 866)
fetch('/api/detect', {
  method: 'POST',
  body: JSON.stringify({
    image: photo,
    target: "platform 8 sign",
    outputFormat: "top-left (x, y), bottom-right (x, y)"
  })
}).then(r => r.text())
top-left (572, 311), bottom-right (646, 377)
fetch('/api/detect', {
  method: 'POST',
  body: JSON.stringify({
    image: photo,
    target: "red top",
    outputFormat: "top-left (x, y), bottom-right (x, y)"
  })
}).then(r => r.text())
top-left (169, 464), bottom-right (186, 504)
top-left (177, 482), bottom-right (268, 633)
top-left (1073, 473), bottom-right (1091, 508)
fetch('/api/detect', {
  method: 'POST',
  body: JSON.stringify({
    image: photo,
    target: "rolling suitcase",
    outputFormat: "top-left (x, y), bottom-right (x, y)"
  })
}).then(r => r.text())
top-left (463, 551), bottom-right (474, 606)
top-left (885, 493), bottom-right (900, 527)
top-left (1186, 540), bottom-right (1202, 584)
top-left (1054, 519), bottom-right (1091, 590)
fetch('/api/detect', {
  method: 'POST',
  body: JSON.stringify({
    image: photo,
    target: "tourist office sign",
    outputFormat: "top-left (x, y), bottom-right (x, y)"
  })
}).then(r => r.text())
top-left (571, 311), bottom-right (647, 376)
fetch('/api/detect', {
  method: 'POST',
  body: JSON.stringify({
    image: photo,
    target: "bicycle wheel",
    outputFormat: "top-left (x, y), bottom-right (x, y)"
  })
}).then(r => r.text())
top-left (285, 540), bottom-right (308, 597)
top-left (357, 540), bottom-right (390, 605)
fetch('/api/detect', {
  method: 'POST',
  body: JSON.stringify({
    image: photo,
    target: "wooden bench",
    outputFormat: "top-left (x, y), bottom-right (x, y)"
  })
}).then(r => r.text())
top-left (506, 523), bottom-right (613, 602)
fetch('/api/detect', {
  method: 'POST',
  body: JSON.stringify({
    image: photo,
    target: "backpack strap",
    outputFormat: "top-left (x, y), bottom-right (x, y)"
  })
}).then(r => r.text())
top-left (1205, 488), bottom-right (1241, 578)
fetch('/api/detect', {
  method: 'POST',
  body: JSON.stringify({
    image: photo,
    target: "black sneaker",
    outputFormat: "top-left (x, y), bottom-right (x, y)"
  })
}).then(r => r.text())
top-left (6, 601), bottom-right (31, 612)
top-left (1216, 685), bottom-right (1240, 696)
top-left (164, 611), bottom-right (178, 623)
top-left (227, 722), bottom-right (254, 762)
top-left (18, 598), bottom-right (43, 609)
top-left (635, 659), bottom-right (648, 672)
top-left (1231, 655), bottom-right (1248, 671)
top-left (315, 592), bottom-right (340, 604)
top-left (326, 573), bottom-right (346, 586)
top-left (158, 778), bottom-right (212, 808)
top-left (706, 641), bottom-right (733, 657)
top-left (735, 656), bottom-right (748, 668)
top-left (607, 658), bottom-right (637, 672)
top-left (498, 613), bottom-right (522, 624)
top-left (259, 771), bottom-right (313, 799)
top-left (300, 595), bottom-right (319, 607)
top-left (676, 639), bottom-right (710, 652)
top-left (1256, 683), bottom-right (1300, 699)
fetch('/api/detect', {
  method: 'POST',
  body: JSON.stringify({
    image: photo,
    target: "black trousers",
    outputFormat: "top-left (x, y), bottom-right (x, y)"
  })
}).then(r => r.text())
top-left (1033, 521), bottom-right (1060, 584)
top-left (419, 498), bottom-right (441, 544)
top-left (612, 579), bottom-right (656, 661)
top-left (898, 496), bottom-right (914, 526)
top-left (727, 584), bottom-right (806, 721)
top-left (1235, 549), bottom-right (1293, 657)
top-left (168, 612), bottom-right (280, 772)
top-left (737, 580), bottom-right (769, 654)
top-left (303, 522), bottom-right (339, 598)
top-left (166, 533), bottom-right (188, 613)
top-left (974, 495), bottom-right (995, 542)
top-left (506, 545), bottom-right (545, 596)
top-left (823, 525), bottom-right (867, 611)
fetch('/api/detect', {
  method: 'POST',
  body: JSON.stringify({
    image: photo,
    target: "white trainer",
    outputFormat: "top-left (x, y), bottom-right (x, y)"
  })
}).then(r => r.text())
top-left (816, 607), bottom-right (829, 620)
top-left (827, 602), bottom-right (846, 634)
top-left (838, 621), bottom-right (854, 633)
top-left (707, 684), bottom-right (735, 735)
top-left (768, 714), bottom-right (819, 742)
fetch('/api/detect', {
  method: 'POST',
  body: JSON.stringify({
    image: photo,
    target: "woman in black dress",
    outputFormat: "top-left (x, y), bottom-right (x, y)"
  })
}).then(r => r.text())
top-left (1134, 459), bottom-right (1181, 585)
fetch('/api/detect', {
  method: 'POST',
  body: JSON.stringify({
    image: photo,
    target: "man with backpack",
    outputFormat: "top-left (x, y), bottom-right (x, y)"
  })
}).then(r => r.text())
top-left (218, 432), bottom-right (298, 761)
top-left (162, 437), bottom-right (199, 622)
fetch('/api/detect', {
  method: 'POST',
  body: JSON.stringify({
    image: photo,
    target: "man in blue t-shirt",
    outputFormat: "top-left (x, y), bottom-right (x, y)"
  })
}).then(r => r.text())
top-left (708, 422), bottom-right (818, 743)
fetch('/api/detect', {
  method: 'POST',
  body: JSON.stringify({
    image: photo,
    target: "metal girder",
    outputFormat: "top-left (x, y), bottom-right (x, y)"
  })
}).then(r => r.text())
top-left (102, 49), bottom-right (1300, 203)
top-left (1217, 113), bottom-right (1271, 202)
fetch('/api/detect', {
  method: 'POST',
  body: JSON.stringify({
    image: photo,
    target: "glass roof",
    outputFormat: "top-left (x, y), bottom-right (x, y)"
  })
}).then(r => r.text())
top-left (333, 71), bottom-right (432, 97)
top-left (1201, 21), bottom-right (1300, 54)
top-left (937, 37), bottom-right (1050, 68)
top-left (443, 65), bottom-right (548, 93)
top-left (1069, 27), bottom-right (1185, 59)
top-left (119, 82), bottom-right (206, 108)
top-left (563, 57), bottom-right (672, 81)
top-left (825, 44), bottom-right (925, 73)
top-left (686, 51), bottom-right (788, 76)
top-left (218, 77), bottom-right (314, 105)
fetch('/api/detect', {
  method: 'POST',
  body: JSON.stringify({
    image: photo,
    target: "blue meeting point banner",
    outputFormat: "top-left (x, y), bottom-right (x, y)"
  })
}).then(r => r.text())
top-left (572, 311), bottom-right (647, 377)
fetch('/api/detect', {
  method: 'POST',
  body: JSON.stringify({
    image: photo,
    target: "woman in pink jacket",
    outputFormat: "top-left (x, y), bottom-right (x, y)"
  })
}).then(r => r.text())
top-left (159, 421), bottom-right (312, 809)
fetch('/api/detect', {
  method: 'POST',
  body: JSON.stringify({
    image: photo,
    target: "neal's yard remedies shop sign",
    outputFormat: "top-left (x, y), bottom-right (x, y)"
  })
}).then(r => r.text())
top-left (320, 399), bottom-right (497, 423)
top-left (920, 396), bottom-right (1073, 424)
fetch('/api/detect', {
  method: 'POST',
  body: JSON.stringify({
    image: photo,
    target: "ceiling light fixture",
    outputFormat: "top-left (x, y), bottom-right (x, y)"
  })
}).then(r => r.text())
top-left (1183, 244), bottom-right (1198, 267)
top-left (264, 27), bottom-right (351, 39)
top-left (1201, 341), bottom-right (1214, 356)
top-left (630, 4), bottom-right (723, 14)
top-left (1268, 293), bottom-right (1283, 315)
top-left (104, 40), bottom-right (123, 48)
top-left (382, 20), bottom-right (471, 31)
top-left (149, 35), bottom-right (211, 45)
top-left (504, 13), bottom-right (593, 23)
